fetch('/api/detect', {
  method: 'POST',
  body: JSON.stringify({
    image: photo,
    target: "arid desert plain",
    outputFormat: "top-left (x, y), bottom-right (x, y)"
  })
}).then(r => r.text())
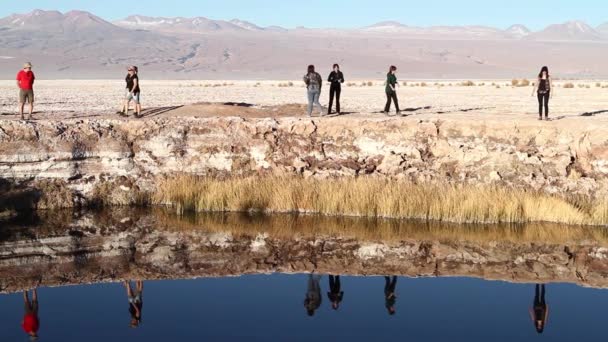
top-left (1, 79), bottom-right (607, 122)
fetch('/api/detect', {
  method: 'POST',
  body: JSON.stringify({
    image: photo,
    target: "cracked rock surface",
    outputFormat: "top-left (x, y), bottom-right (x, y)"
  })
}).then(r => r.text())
top-left (1, 116), bottom-right (608, 208)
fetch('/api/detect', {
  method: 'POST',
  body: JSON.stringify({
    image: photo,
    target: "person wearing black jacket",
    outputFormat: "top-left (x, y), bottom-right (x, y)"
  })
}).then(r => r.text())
top-left (327, 64), bottom-right (344, 115)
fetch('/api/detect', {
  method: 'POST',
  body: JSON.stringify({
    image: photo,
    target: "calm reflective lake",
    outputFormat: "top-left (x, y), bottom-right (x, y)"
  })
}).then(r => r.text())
top-left (2, 209), bottom-right (608, 341)
top-left (1, 275), bottom-right (607, 341)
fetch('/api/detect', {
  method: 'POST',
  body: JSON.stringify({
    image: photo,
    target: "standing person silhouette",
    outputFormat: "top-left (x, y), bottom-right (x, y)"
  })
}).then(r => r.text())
top-left (529, 284), bottom-right (549, 334)
top-left (16, 62), bottom-right (35, 121)
top-left (384, 276), bottom-right (397, 315)
top-left (327, 275), bottom-right (344, 310)
top-left (327, 64), bottom-right (344, 115)
top-left (118, 66), bottom-right (142, 118)
top-left (304, 273), bottom-right (322, 316)
top-left (303, 65), bottom-right (324, 117)
top-left (531, 66), bottom-right (553, 121)
top-left (384, 66), bottom-right (400, 116)
top-left (124, 280), bottom-right (144, 328)
top-left (22, 288), bottom-right (39, 340)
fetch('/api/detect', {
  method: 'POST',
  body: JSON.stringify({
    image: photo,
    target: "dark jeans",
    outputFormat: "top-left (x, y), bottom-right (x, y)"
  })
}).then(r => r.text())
top-left (329, 275), bottom-right (341, 293)
top-left (384, 276), bottom-right (397, 296)
top-left (533, 284), bottom-right (547, 323)
top-left (329, 84), bottom-right (341, 114)
top-left (538, 92), bottom-right (550, 117)
top-left (384, 91), bottom-right (400, 113)
top-left (534, 284), bottom-right (546, 307)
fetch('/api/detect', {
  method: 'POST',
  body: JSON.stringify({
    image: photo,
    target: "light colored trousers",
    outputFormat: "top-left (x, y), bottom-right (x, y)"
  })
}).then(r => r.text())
top-left (307, 89), bottom-right (323, 116)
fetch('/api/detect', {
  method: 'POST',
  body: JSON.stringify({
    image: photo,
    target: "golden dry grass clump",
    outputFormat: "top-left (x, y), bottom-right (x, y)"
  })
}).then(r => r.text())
top-left (153, 176), bottom-right (608, 226)
top-left (154, 209), bottom-right (608, 245)
top-left (512, 79), bottom-right (530, 87)
top-left (563, 83), bottom-right (575, 88)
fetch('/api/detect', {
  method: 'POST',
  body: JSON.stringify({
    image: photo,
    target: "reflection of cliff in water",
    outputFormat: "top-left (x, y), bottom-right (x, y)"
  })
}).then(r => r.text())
top-left (2, 208), bottom-right (608, 293)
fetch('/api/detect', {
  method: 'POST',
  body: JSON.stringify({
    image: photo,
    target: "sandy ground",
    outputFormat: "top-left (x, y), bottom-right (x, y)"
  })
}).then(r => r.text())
top-left (1, 80), bottom-right (608, 123)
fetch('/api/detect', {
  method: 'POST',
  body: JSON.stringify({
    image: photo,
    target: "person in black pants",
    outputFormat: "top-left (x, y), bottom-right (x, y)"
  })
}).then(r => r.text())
top-left (529, 284), bottom-right (549, 334)
top-left (384, 66), bottom-right (400, 115)
top-left (327, 64), bottom-right (344, 115)
top-left (384, 276), bottom-right (397, 315)
top-left (327, 275), bottom-right (344, 310)
top-left (531, 66), bottom-right (553, 121)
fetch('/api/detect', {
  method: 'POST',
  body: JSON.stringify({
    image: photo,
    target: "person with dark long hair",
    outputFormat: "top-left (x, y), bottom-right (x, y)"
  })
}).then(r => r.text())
top-left (327, 64), bottom-right (344, 115)
top-left (531, 66), bottom-right (553, 120)
top-left (303, 65), bottom-right (324, 117)
top-left (529, 284), bottom-right (549, 334)
top-left (384, 66), bottom-right (400, 115)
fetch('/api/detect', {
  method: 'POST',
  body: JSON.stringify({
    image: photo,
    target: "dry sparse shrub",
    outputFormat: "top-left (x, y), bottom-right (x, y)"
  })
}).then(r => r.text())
top-left (511, 79), bottom-right (520, 87)
top-left (519, 79), bottom-right (530, 87)
top-left (346, 82), bottom-right (356, 87)
top-left (154, 176), bottom-right (608, 225)
top-left (563, 83), bottom-right (574, 88)
top-left (402, 82), bottom-right (408, 86)
top-left (367, 81), bottom-right (373, 87)
top-left (460, 80), bottom-right (475, 87)
top-left (496, 85), bottom-right (501, 89)
top-left (596, 83), bottom-right (602, 88)
top-left (420, 82), bottom-right (427, 87)
top-left (360, 82), bottom-right (367, 87)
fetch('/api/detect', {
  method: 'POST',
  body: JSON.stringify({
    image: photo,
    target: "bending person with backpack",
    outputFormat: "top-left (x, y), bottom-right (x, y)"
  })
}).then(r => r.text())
top-left (384, 66), bottom-right (400, 116)
top-left (327, 64), bottom-right (344, 115)
top-left (303, 65), bottom-right (324, 117)
top-left (531, 66), bottom-right (553, 121)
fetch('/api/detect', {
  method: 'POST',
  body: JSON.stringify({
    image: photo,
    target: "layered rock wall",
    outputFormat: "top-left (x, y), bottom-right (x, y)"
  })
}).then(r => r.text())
top-left (1, 116), bottom-right (608, 208)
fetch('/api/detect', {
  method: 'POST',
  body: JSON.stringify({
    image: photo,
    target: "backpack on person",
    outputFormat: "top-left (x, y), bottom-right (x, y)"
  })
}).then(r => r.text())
top-left (306, 73), bottom-right (321, 91)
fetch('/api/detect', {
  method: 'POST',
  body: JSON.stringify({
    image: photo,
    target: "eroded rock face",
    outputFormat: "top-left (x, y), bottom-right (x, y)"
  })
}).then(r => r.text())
top-left (1, 116), bottom-right (608, 208)
top-left (1, 210), bottom-right (608, 293)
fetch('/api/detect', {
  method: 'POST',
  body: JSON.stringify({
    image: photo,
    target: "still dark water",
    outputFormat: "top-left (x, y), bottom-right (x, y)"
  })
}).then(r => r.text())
top-left (1, 274), bottom-right (606, 341)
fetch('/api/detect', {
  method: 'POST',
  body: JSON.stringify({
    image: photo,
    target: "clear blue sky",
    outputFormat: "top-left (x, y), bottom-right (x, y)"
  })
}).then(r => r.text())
top-left (0, 0), bottom-right (606, 30)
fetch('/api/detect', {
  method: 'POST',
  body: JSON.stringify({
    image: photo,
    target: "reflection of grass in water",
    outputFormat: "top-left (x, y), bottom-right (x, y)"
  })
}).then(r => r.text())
top-left (153, 176), bottom-right (608, 226)
top-left (153, 209), bottom-right (608, 245)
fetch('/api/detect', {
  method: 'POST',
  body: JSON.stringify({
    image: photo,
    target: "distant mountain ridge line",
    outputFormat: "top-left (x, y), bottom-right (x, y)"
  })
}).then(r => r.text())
top-left (0, 9), bottom-right (606, 41)
top-left (1, 9), bottom-right (608, 79)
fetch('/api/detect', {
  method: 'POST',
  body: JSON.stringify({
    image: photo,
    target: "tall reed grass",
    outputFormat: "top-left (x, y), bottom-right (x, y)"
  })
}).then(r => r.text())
top-left (152, 209), bottom-right (608, 245)
top-left (153, 176), bottom-right (608, 226)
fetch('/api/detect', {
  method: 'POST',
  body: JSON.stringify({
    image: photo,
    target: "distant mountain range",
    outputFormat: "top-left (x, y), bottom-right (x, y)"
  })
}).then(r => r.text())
top-left (0, 9), bottom-right (607, 79)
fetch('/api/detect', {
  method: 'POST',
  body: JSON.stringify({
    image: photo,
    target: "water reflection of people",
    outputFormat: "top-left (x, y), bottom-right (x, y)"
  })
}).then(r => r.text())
top-left (529, 284), bottom-right (549, 334)
top-left (304, 273), bottom-right (322, 316)
top-left (327, 275), bottom-right (344, 310)
top-left (384, 276), bottom-right (397, 315)
top-left (124, 280), bottom-right (144, 328)
top-left (22, 288), bottom-right (39, 340)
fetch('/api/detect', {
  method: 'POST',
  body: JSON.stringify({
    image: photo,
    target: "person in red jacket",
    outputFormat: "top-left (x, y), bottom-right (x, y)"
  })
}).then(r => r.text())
top-left (16, 62), bottom-right (36, 120)
top-left (22, 288), bottom-right (39, 340)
